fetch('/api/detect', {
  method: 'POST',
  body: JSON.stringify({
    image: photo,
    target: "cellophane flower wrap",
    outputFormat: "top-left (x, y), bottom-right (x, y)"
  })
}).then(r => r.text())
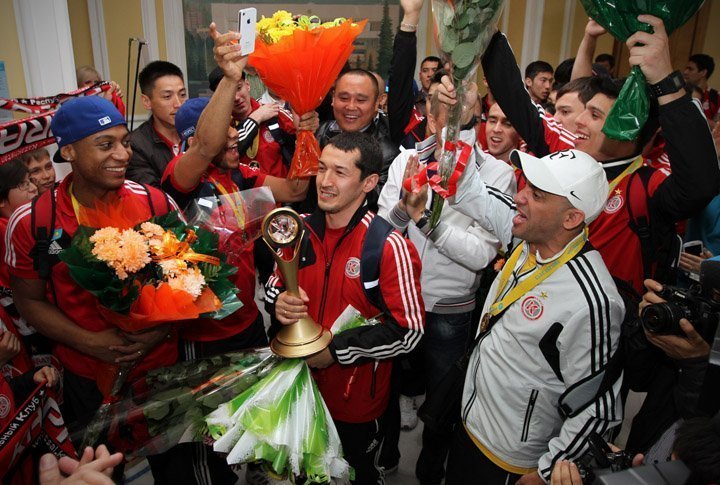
top-left (185, 186), bottom-right (276, 267)
top-left (205, 358), bottom-right (351, 483)
top-left (72, 349), bottom-right (278, 460)
top-left (579, 0), bottom-right (704, 141)
top-left (425, 0), bottom-right (504, 228)
top-left (249, 11), bottom-right (367, 179)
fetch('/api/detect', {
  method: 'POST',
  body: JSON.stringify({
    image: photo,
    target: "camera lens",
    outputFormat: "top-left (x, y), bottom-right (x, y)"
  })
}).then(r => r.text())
top-left (641, 304), bottom-right (669, 333)
top-left (640, 302), bottom-right (687, 335)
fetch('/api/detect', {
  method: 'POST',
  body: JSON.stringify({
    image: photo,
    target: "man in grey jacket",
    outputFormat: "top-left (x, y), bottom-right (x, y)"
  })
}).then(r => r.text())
top-left (378, 90), bottom-right (516, 485)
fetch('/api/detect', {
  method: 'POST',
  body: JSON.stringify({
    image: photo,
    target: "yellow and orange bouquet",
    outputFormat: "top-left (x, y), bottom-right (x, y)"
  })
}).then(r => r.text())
top-left (249, 10), bottom-right (366, 179)
top-left (60, 207), bottom-right (241, 334)
top-left (256, 10), bottom-right (353, 44)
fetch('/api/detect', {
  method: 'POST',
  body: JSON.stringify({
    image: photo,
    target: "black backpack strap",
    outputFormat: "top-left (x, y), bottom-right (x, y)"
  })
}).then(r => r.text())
top-left (141, 183), bottom-right (173, 216)
top-left (709, 88), bottom-right (719, 107)
top-left (360, 215), bottom-right (395, 312)
top-left (557, 348), bottom-right (624, 419)
top-left (626, 167), bottom-right (654, 280)
top-left (30, 189), bottom-right (57, 280)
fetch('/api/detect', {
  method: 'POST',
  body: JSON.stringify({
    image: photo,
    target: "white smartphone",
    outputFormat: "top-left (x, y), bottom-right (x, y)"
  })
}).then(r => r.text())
top-left (238, 8), bottom-right (257, 56)
top-left (683, 240), bottom-right (704, 256)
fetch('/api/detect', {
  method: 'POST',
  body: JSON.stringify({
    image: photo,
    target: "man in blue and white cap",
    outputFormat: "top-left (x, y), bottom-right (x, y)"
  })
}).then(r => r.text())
top-left (442, 149), bottom-right (625, 484)
top-left (157, 22), bottom-right (311, 485)
top-left (6, 95), bottom-right (179, 458)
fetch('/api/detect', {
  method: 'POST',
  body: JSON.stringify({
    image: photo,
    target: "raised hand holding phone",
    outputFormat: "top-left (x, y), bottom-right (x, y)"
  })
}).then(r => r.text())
top-left (238, 8), bottom-right (257, 56)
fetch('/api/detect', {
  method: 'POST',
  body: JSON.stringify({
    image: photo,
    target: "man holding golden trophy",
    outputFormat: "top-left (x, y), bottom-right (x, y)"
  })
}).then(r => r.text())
top-left (263, 132), bottom-right (425, 484)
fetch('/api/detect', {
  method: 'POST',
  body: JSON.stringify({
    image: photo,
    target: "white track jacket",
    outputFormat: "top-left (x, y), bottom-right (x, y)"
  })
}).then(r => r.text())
top-left (450, 164), bottom-right (625, 482)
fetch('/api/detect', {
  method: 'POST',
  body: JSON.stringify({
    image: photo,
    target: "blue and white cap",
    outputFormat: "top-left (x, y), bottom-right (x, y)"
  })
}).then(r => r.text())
top-left (51, 96), bottom-right (126, 162)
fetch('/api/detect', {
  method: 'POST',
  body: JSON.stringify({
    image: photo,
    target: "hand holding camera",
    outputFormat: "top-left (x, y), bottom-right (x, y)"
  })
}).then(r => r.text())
top-left (639, 278), bottom-right (712, 360)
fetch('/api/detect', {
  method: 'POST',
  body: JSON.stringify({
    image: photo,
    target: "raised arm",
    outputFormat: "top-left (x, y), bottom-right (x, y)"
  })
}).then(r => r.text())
top-left (448, 155), bottom-right (515, 250)
top-left (387, 0), bottom-right (424, 146)
top-left (481, 31), bottom-right (552, 156)
top-left (171, 23), bottom-right (248, 190)
top-left (570, 19), bottom-right (606, 80)
top-left (631, 16), bottom-right (720, 221)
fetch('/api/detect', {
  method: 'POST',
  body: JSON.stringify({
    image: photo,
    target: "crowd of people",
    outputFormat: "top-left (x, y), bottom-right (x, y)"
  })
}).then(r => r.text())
top-left (1, 1), bottom-right (720, 484)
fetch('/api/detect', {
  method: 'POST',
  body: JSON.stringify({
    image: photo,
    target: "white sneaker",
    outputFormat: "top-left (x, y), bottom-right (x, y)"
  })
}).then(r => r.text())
top-left (399, 394), bottom-right (418, 430)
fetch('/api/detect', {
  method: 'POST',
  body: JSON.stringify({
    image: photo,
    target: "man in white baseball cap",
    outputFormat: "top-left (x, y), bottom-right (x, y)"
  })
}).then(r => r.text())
top-left (439, 149), bottom-right (624, 484)
top-left (511, 148), bottom-right (609, 224)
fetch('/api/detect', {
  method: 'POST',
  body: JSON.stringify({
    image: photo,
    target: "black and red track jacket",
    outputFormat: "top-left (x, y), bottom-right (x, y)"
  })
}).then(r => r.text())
top-left (265, 204), bottom-right (424, 423)
top-left (482, 32), bottom-right (720, 292)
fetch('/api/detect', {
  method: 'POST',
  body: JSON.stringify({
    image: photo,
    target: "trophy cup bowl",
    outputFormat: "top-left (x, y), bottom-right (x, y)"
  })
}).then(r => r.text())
top-left (262, 208), bottom-right (332, 358)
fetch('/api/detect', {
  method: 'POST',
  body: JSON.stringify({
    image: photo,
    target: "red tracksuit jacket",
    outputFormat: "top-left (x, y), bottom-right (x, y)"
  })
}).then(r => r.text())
top-left (266, 206), bottom-right (425, 423)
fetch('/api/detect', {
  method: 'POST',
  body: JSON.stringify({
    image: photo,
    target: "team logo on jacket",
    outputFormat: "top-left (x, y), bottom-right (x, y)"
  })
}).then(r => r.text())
top-left (521, 296), bottom-right (544, 320)
top-left (0, 395), bottom-right (10, 419)
top-left (263, 129), bottom-right (274, 142)
top-left (604, 194), bottom-right (624, 214)
top-left (345, 257), bottom-right (360, 278)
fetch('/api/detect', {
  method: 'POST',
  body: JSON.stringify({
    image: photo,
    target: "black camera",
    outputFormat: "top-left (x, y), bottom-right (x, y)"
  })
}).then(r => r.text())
top-left (640, 284), bottom-right (720, 342)
top-left (575, 433), bottom-right (634, 484)
top-left (574, 432), bottom-right (693, 484)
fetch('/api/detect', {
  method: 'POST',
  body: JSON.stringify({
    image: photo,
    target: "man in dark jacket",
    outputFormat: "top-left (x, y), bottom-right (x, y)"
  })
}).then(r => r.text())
top-left (316, 69), bottom-right (399, 190)
top-left (127, 61), bottom-right (187, 187)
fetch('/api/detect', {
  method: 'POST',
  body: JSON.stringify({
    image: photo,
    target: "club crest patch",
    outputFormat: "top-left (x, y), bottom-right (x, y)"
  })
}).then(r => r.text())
top-left (345, 257), bottom-right (360, 278)
top-left (521, 296), bottom-right (544, 320)
top-left (0, 395), bottom-right (10, 419)
top-left (263, 129), bottom-right (275, 142)
top-left (604, 194), bottom-right (624, 214)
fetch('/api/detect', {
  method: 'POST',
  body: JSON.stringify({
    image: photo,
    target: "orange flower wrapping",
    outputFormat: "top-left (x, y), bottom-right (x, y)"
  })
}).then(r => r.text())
top-left (249, 19), bottom-right (367, 179)
top-left (98, 284), bottom-right (221, 333)
top-left (77, 194), bottom-right (154, 229)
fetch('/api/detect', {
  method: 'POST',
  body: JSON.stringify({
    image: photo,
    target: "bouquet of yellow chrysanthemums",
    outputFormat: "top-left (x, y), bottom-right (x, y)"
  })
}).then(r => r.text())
top-left (256, 10), bottom-right (352, 44)
top-left (60, 208), bottom-right (241, 334)
top-left (249, 10), bottom-right (366, 179)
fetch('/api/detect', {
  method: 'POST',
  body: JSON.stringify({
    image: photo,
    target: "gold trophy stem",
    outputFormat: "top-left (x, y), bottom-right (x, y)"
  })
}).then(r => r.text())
top-left (263, 233), bottom-right (332, 358)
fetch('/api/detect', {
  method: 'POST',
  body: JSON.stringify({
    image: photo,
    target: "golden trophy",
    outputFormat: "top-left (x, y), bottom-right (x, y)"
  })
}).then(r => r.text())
top-left (262, 207), bottom-right (332, 357)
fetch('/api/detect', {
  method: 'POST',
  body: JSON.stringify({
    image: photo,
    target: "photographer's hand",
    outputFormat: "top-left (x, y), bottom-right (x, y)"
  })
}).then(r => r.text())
top-left (608, 445), bottom-right (644, 467)
top-left (679, 249), bottom-right (713, 275)
top-left (640, 279), bottom-right (710, 359)
top-left (639, 278), bottom-right (665, 315)
top-left (550, 461), bottom-right (582, 485)
top-left (645, 319), bottom-right (710, 360)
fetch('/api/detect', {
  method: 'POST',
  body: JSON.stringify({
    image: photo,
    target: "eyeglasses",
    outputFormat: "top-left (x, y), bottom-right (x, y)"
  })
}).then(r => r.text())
top-left (15, 179), bottom-right (36, 192)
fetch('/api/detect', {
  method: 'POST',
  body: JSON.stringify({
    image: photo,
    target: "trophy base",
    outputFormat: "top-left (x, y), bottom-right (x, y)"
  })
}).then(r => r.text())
top-left (271, 327), bottom-right (333, 358)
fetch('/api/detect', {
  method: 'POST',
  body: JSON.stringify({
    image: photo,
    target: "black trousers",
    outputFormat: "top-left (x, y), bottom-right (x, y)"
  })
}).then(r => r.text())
top-left (378, 344), bottom-right (425, 469)
top-left (445, 426), bottom-right (523, 485)
top-left (335, 417), bottom-right (386, 485)
top-left (148, 314), bottom-right (269, 485)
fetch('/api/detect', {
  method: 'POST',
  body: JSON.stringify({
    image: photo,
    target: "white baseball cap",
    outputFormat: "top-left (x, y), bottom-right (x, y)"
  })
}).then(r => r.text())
top-left (511, 149), bottom-right (609, 223)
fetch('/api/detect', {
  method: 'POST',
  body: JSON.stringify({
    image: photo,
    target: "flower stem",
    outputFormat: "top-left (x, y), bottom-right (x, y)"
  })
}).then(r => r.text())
top-left (428, 83), bottom-right (466, 229)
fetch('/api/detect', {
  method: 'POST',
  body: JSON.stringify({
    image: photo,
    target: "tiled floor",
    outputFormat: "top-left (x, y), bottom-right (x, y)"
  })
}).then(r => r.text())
top-left (125, 422), bottom-right (425, 484)
top-left (387, 422), bottom-right (424, 485)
